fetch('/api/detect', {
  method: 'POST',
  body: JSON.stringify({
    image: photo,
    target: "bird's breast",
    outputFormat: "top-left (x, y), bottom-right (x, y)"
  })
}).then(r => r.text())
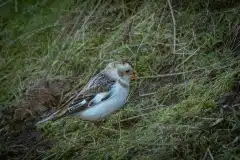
top-left (75, 83), bottom-right (129, 121)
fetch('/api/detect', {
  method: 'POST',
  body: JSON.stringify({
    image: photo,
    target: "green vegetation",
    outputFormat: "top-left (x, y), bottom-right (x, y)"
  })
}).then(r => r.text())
top-left (1, 0), bottom-right (240, 159)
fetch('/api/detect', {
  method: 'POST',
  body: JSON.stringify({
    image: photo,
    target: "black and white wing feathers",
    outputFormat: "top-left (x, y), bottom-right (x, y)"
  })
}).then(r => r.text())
top-left (36, 72), bottom-right (116, 125)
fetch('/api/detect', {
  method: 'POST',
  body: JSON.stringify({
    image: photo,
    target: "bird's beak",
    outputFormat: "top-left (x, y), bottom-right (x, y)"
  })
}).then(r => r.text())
top-left (131, 70), bottom-right (137, 80)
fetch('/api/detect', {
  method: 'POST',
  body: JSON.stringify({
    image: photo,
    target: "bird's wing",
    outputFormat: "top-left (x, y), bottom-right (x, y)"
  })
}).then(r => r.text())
top-left (36, 72), bottom-right (116, 125)
top-left (70, 71), bottom-right (116, 105)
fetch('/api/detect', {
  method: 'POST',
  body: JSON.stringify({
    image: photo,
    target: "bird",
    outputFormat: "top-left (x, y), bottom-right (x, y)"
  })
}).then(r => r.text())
top-left (36, 61), bottom-right (137, 125)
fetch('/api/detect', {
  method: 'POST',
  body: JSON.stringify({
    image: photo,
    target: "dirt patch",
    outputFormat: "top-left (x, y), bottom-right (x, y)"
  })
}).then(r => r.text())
top-left (216, 80), bottom-right (240, 111)
top-left (0, 77), bottom-right (73, 159)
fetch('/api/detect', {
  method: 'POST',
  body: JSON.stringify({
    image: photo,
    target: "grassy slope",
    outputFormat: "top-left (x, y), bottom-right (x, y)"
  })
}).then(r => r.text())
top-left (1, 0), bottom-right (240, 159)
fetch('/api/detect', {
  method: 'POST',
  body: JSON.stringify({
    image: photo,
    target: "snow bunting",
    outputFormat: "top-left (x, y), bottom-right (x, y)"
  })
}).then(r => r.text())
top-left (36, 61), bottom-right (136, 125)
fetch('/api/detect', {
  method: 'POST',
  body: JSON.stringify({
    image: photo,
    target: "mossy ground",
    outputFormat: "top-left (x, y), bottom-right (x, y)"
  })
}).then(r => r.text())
top-left (1, 0), bottom-right (240, 159)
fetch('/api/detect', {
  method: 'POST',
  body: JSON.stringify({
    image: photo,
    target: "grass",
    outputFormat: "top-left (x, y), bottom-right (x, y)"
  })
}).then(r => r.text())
top-left (1, 0), bottom-right (240, 159)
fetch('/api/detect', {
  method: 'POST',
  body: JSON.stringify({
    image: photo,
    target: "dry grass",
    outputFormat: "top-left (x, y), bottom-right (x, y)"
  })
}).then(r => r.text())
top-left (1, 0), bottom-right (240, 159)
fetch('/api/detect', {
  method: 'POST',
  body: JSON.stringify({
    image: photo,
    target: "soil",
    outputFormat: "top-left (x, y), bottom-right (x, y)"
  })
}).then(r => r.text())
top-left (0, 78), bottom-right (73, 160)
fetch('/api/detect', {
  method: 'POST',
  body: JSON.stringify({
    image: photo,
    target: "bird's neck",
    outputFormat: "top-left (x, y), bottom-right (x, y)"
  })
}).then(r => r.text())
top-left (118, 78), bottom-right (129, 88)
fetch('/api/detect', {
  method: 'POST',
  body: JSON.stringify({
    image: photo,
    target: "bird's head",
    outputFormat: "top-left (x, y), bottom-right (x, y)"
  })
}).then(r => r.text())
top-left (104, 61), bottom-right (137, 83)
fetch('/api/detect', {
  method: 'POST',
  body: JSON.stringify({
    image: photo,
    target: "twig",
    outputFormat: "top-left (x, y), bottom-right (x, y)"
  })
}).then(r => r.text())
top-left (136, 14), bottom-right (155, 53)
top-left (9, 144), bottom-right (29, 150)
top-left (137, 67), bottom-right (205, 79)
top-left (174, 52), bottom-right (194, 55)
top-left (139, 61), bottom-right (236, 80)
top-left (202, 148), bottom-right (215, 160)
top-left (22, 139), bottom-right (50, 160)
top-left (207, 148), bottom-right (214, 160)
top-left (83, 0), bottom-right (101, 27)
top-left (139, 92), bottom-right (156, 97)
top-left (167, 0), bottom-right (176, 54)
top-left (8, 24), bottom-right (60, 46)
top-left (150, 123), bottom-right (198, 129)
top-left (139, 105), bottom-right (169, 112)
top-left (120, 113), bottom-right (148, 122)
top-left (122, 20), bottom-right (133, 43)
top-left (80, 0), bottom-right (102, 42)
top-left (41, 153), bottom-right (56, 160)
top-left (63, 122), bottom-right (73, 142)
top-left (202, 148), bottom-right (208, 160)
top-left (0, 0), bottom-right (11, 8)
top-left (175, 40), bottom-right (209, 70)
top-left (100, 126), bottom-right (119, 133)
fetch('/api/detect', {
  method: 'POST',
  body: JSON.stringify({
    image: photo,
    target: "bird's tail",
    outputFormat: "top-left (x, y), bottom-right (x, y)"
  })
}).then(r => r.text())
top-left (35, 108), bottom-right (69, 126)
top-left (35, 99), bottom-right (88, 126)
top-left (36, 115), bottom-right (53, 125)
top-left (35, 111), bottom-right (60, 126)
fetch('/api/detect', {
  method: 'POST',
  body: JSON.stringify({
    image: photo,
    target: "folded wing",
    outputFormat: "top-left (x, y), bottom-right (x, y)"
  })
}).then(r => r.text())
top-left (36, 72), bottom-right (116, 125)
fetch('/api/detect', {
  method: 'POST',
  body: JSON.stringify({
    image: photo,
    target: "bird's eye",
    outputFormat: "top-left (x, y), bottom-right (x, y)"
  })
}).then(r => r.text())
top-left (125, 69), bottom-right (130, 73)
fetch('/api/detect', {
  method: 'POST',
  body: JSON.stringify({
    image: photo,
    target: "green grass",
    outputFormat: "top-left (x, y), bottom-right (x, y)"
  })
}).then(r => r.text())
top-left (1, 0), bottom-right (240, 159)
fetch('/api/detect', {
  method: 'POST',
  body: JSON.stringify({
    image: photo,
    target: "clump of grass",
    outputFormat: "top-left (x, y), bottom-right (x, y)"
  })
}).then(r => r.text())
top-left (1, 0), bottom-right (240, 159)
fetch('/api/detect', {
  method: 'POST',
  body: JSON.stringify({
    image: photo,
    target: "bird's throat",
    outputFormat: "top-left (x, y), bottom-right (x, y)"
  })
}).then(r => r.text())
top-left (118, 79), bottom-right (129, 88)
